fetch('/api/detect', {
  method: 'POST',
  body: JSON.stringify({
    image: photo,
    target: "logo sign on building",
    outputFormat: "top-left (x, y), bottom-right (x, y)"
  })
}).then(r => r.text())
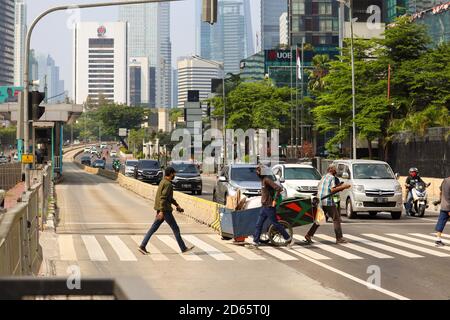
top-left (97, 25), bottom-right (107, 37)
top-left (119, 128), bottom-right (127, 137)
top-left (265, 50), bottom-right (293, 62)
top-left (0, 86), bottom-right (23, 103)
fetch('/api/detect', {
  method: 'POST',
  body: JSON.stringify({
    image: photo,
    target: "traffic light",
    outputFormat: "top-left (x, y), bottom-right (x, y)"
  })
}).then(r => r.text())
top-left (28, 91), bottom-right (45, 121)
top-left (202, 0), bottom-right (217, 25)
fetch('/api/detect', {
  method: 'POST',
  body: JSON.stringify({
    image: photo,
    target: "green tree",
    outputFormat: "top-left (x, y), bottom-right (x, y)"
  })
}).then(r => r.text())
top-left (308, 54), bottom-right (331, 93)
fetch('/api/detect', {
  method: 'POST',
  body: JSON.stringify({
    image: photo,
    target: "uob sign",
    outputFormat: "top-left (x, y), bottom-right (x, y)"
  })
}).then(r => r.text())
top-left (266, 50), bottom-right (292, 62)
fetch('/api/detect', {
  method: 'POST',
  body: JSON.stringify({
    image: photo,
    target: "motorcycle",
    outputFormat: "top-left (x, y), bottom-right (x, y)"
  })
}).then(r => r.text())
top-left (407, 181), bottom-right (430, 217)
top-left (112, 160), bottom-right (121, 173)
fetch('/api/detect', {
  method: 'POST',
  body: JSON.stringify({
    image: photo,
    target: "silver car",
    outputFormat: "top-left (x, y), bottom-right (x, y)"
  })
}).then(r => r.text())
top-left (332, 160), bottom-right (403, 219)
top-left (213, 164), bottom-right (283, 205)
top-left (124, 159), bottom-right (138, 176)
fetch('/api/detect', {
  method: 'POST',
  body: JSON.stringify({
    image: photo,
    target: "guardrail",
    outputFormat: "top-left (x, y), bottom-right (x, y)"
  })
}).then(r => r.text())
top-left (0, 163), bottom-right (22, 191)
top-left (30, 165), bottom-right (53, 229)
top-left (0, 183), bottom-right (42, 276)
top-left (0, 277), bottom-right (157, 300)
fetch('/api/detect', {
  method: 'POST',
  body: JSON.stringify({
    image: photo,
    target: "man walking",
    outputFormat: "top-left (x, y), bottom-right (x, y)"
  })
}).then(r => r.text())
top-left (253, 165), bottom-right (292, 246)
top-left (434, 176), bottom-right (450, 246)
top-left (304, 164), bottom-right (351, 244)
top-left (139, 167), bottom-right (194, 254)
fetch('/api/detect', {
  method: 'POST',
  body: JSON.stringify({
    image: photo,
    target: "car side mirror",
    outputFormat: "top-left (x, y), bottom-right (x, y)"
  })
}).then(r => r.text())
top-left (218, 176), bottom-right (227, 182)
top-left (342, 172), bottom-right (349, 179)
top-left (279, 177), bottom-right (285, 183)
top-left (200, 170), bottom-right (203, 174)
top-left (395, 173), bottom-right (400, 180)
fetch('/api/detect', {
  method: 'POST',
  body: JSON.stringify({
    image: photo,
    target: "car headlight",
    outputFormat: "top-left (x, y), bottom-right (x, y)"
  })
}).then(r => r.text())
top-left (395, 184), bottom-right (402, 193)
top-left (353, 185), bottom-right (365, 193)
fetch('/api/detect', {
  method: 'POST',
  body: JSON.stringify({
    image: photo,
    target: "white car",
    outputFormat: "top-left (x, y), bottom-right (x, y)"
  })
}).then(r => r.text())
top-left (90, 147), bottom-right (97, 154)
top-left (110, 150), bottom-right (117, 157)
top-left (272, 164), bottom-right (322, 198)
top-left (0, 155), bottom-right (9, 164)
top-left (84, 147), bottom-right (91, 153)
top-left (124, 159), bottom-right (138, 176)
top-left (100, 143), bottom-right (107, 149)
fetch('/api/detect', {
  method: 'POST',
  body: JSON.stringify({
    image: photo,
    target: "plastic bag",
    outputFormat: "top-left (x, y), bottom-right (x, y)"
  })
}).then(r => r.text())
top-left (314, 207), bottom-right (326, 225)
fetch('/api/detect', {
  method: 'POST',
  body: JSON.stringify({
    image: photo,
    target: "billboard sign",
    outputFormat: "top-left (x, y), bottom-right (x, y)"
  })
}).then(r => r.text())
top-left (0, 86), bottom-right (23, 103)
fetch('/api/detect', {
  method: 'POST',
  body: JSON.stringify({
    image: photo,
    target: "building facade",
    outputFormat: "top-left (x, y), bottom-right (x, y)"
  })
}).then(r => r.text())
top-left (129, 57), bottom-right (150, 107)
top-left (411, 1), bottom-right (450, 46)
top-left (73, 22), bottom-right (128, 105)
top-left (14, 0), bottom-right (26, 87)
top-left (240, 51), bottom-right (265, 82)
top-left (172, 68), bottom-right (178, 108)
top-left (408, 0), bottom-right (448, 12)
top-left (261, 0), bottom-right (288, 50)
top-left (177, 56), bottom-right (222, 108)
top-left (198, 0), bottom-right (254, 75)
top-left (119, 3), bottom-right (171, 108)
top-left (44, 55), bottom-right (65, 104)
top-left (0, 0), bottom-right (15, 86)
top-left (280, 12), bottom-right (289, 46)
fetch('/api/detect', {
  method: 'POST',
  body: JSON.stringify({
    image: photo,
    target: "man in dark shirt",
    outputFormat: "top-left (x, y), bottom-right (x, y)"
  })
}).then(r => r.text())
top-left (253, 165), bottom-right (292, 246)
top-left (139, 167), bottom-right (194, 255)
top-left (405, 167), bottom-right (425, 215)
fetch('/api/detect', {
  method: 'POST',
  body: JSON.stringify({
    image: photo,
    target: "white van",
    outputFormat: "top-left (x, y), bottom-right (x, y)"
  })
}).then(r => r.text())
top-left (332, 160), bottom-right (403, 220)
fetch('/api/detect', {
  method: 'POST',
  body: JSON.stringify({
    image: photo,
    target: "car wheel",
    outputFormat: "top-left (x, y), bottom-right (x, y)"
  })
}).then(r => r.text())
top-left (391, 212), bottom-right (402, 220)
top-left (191, 190), bottom-right (196, 195)
top-left (197, 189), bottom-right (203, 196)
top-left (346, 198), bottom-right (357, 219)
top-left (369, 211), bottom-right (378, 217)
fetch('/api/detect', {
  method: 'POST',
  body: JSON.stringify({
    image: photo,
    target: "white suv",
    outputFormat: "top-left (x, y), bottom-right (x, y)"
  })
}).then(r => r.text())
top-left (272, 164), bottom-right (322, 198)
top-left (332, 160), bottom-right (403, 219)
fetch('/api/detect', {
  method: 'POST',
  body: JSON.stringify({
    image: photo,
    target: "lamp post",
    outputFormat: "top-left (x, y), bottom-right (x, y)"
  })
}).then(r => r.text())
top-left (19, 0), bottom-right (183, 190)
top-left (337, 0), bottom-right (357, 159)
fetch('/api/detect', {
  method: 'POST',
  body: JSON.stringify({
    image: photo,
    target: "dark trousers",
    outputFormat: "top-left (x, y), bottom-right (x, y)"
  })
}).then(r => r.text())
top-left (254, 206), bottom-right (290, 243)
top-left (141, 210), bottom-right (187, 252)
top-left (307, 205), bottom-right (343, 240)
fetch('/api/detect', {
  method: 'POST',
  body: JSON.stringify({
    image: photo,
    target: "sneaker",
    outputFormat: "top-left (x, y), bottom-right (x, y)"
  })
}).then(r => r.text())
top-left (138, 246), bottom-right (149, 255)
top-left (304, 235), bottom-right (313, 244)
top-left (336, 238), bottom-right (348, 244)
top-left (182, 246), bottom-right (195, 254)
top-left (435, 240), bottom-right (445, 247)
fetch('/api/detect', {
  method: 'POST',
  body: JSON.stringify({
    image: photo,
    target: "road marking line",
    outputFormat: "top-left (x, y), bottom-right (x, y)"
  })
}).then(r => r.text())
top-left (315, 234), bottom-right (393, 259)
top-left (344, 234), bottom-right (423, 258)
top-left (206, 235), bottom-right (266, 260)
top-left (281, 246), bottom-right (331, 260)
top-left (105, 236), bottom-right (137, 261)
top-left (156, 235), bottom-right (202, 261)
top-left (257, 246), bottom-right (298, 261)
top-left (293, 235), bottom-right (363, 260)
top-left (389, 234), bottom-right (450, 252)
top-left (58, 235), bottom-right (77, 261)
top-left (363, 234), bottom-right (450, 257)
top-left (131, 236), bottom-right (169, 261)
top-left (289, 250), bottom-right (410, 300)
top-left (183, 235), bottom-right (233, 261)
top-left (81, 235), bottom-right (108, 261)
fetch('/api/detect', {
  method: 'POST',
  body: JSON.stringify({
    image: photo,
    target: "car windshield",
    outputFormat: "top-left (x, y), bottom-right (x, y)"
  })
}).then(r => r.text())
top-left (139, 160), bottom-right (160, 169)
top-left (126, 160), bottom-right (138, 167)
top-left (172, 163), bottom-right (199, 174)
top-left (352, 164), bottom-right (394, 179)
top-left (230, 167), bottom-right (274, 182)
top-left (285, 168), bottom-right (321, 180)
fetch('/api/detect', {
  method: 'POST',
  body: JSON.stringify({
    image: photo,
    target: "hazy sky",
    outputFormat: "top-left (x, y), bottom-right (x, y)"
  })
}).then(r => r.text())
top-left (26, 0), bottom-right (261, 97)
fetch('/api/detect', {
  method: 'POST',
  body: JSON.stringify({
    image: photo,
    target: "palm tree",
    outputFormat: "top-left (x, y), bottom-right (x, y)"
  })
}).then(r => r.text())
top-left (308, 54), bottom-right (330, 93)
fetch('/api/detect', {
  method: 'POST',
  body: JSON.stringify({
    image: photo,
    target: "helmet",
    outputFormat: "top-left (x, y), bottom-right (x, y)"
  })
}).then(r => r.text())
top-left (409, 167), bottom-right (418, 175)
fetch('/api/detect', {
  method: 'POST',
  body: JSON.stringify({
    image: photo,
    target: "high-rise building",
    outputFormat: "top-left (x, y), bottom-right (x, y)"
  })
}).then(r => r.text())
top-left (280, 12), bottom-right (289, 46)
top-left (44, 55), bottom-right (65, 104)
top-left (261, 0), bottom-right (288, 50)
top-left (411, 1), bottom-right (450, 46)
top-left (385, 0), bottom-right (408, 22)
top-left (172, 68), bottom-right (178, 108)
top-left (129, 57), bottom-right (150, 107)
top-left (177, 56), bottom-right (222, 109)
top-left (72, 22), bottom-right (128, 105)
top-left (408, 0), bottom-right (447, 12)
top-left (14, 0), bottom-right (26, 87)
top-left (198, 0), bottom-right (254, 75)
top-left (0, 0), bottom-right (15, 86)
top-left (119, 3), bottom-right (172, 108)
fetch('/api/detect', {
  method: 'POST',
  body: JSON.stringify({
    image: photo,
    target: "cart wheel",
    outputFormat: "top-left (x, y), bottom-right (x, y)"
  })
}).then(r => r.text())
top-left (259, 232), bottom-right (270, 244)
top-left (269, 221), bottom-right (293, 247)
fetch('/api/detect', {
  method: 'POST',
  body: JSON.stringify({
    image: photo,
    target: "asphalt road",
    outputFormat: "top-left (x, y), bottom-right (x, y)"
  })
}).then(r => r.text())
top-left (44, 148), bottom-right (450, 300)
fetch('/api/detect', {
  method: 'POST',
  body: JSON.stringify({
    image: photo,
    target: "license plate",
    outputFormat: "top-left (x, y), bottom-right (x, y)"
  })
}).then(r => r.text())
top-left (182, 184), bottom-right (191, 189)
top-left (373, 197), bottom-right (388, 203)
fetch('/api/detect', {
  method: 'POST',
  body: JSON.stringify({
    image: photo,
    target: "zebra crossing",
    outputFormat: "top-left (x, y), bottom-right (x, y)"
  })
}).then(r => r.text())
top-left (56, 232), bottom-right (450, 263)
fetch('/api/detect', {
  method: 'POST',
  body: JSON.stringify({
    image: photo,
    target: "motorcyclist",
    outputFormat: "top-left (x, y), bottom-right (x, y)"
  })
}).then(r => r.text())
top-left (405, 168), bottom-right (425, 215)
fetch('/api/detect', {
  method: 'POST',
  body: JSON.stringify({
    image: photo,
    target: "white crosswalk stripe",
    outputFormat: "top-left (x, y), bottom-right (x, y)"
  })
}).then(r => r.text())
top-left (282, 245), bottom-right (331, 260)
top-left (183, 235), bottom-right (233, 261)
top-left (315, 234), bottom-right (393, 259)
top-left (388, 233), bottom-right (450, 252)
top-left (293, 235), bottom-right (363, 260)
top-left (105, 236), bottom-right (137, 261)
top-left (131, 235), bottom-right (169, 261)
top-left (439, 234), bottom-right (450, 239)
top-left (344, 234), bottom-right (424, 258)
top-left (156, 235), bottom-right (202, 261)
top-left (410, 233), bottom-right (450, 247)
top-left (81, 235), bottom-right (108, 261)
top-left (257, 246), bottom-right (298, 261)
top-left (59, 235), bottom-right (77, 261)
top-left (206, 235), bottom-right (266, 260)
top-left (362, 234), bottom-right (450, 258)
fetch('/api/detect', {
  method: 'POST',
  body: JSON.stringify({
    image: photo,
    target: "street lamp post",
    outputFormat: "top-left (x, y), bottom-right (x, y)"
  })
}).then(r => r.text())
top-left (19, 0), bottom-right (183, 190)
top-left (337, 0), bottom-right (357, 159)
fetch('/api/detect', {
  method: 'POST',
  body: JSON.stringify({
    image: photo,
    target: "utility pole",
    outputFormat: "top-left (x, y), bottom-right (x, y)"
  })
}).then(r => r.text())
top-left (300, 37), bottom-right (305, 158)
